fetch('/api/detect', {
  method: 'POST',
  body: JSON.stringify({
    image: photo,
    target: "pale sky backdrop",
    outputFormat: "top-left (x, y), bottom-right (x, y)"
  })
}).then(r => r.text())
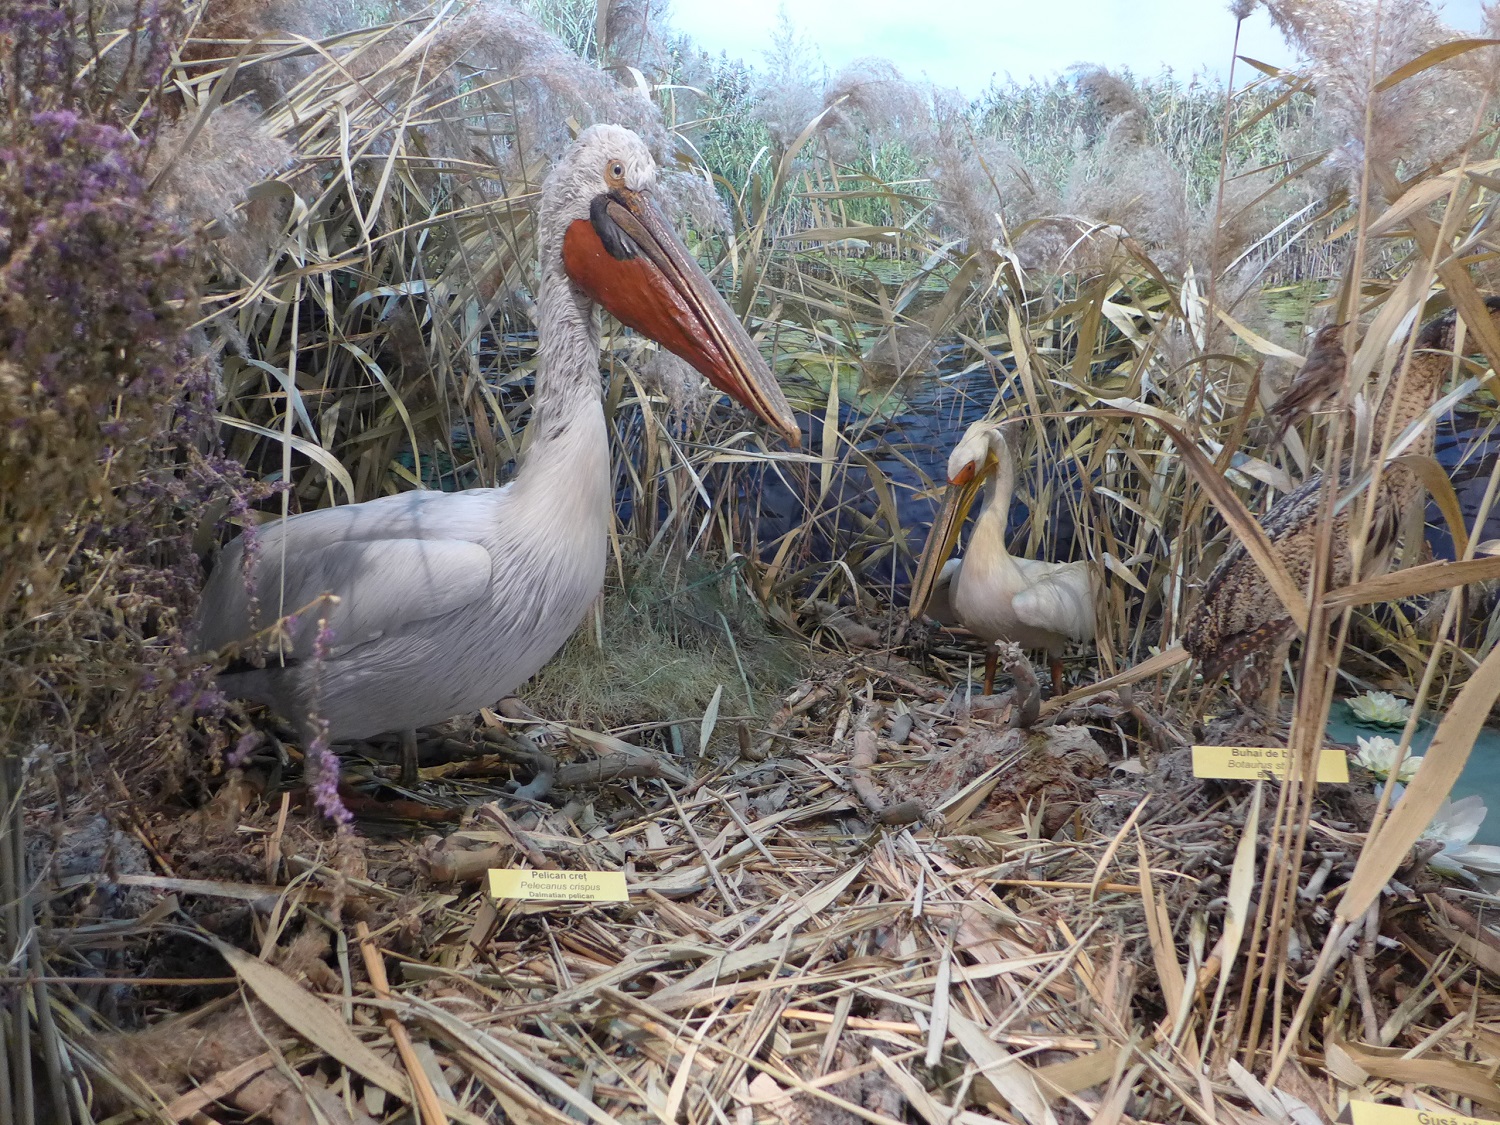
top-left (667, 0), bottom-right (1492, 95)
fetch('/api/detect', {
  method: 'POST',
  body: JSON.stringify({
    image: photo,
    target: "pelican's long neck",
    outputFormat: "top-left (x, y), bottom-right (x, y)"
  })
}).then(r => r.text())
top-left (969, 435), bottom-right (1016, 566)
top-left (503, 253), bottom-right (612, 530)
top-left (530, 255), bottom-right (603, 438)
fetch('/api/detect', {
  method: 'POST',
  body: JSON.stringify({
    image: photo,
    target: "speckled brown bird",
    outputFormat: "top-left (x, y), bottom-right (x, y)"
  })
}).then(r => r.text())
top-left (1267, 322), bottom-right (1349, 442)
top-left (1185, 297), bottom-right (1500, 704)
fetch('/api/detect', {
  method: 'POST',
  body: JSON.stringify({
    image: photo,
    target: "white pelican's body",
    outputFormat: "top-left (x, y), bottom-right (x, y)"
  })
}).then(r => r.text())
top-left (910, 420), bottom-right (1095, 694)
top-left (196, 125), bottom-right (797, 782)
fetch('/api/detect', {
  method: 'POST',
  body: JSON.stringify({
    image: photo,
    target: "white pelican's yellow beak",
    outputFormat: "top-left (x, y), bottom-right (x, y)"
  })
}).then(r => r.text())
top-left (908, 452), bottom-right (995, 619)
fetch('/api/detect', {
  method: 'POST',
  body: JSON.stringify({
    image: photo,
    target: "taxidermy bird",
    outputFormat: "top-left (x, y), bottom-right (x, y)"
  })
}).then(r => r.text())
top-left (196, 125), bottom-right (799, 787)
top-left (1185, 297), bottom-right (1500, 708)
top-left (1267, 322), bottom-right (1349, 442)
top-left (908, 418), bottom-right (1096, 696)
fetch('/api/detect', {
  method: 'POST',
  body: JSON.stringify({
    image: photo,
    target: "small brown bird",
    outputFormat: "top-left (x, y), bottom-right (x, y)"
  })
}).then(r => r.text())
top-left (1186, 298), bottom-right (1500, 714)
top-left (1267, 322), bottom-right (1348, 441)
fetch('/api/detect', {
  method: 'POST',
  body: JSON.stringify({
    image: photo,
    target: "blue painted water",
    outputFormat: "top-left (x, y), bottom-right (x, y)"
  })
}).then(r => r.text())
top-left (427, 334), bottom-right (1499, 582)
top-left (1327, 703), bottom-right (1500, 847)
top-left (741, 372), bottom-right (1500, 589)
top-left (1430, 408), bottom-right (1500, 559)
top-left (736, 351), bottom-right (1021, 588)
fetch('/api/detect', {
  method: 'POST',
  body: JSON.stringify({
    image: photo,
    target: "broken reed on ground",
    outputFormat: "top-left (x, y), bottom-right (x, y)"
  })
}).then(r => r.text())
top-left (10, 0), bottom-right (1500, 1121)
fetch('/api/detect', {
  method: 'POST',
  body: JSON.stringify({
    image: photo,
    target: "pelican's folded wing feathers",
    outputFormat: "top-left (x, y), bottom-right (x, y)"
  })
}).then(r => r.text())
top-left (1011, 564), bottom-right (1096, 642)
top-left (293, 538), bottom-right (490, 658)
top-left (195, 497), bottom-right (495, 660)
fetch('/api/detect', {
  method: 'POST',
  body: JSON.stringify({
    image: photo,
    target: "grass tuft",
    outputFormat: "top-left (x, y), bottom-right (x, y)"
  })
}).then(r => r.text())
top-left (526, 547), bottom-right (801, 732)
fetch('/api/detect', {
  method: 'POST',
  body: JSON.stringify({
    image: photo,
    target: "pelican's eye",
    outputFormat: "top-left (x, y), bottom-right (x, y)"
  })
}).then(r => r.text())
top-left (605, 160), bottom-right (626, 189)
top-left (949, 461), bottom-right (977, 487)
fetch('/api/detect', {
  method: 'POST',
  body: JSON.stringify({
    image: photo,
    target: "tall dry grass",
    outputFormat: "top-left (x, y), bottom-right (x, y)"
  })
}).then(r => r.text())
top-left (27, 0), bottom-right (1493, 738)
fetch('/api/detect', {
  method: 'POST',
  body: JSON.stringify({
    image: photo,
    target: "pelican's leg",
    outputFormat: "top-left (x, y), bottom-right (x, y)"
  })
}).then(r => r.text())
top-left (1189, 678), bottom-right (1212, 722)
top-left (1049, 657), bottom-right (1065, 697)
top-left (399, 729), bottom-right (419, 786)
top-left (1188, 656), bottom-right (1225, 723)
top-left (983, 647), bottom-right (999, 696)
top-left (1256, 657), bottom-right (1278, 719)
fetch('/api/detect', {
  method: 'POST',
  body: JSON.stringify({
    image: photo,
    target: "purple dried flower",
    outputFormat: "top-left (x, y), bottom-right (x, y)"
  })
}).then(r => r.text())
top-left (2, 0), bottom-right (256, 802)
top-left (228, 731), bottom-right (261, 768)
top-left (305, 720), bottom-right (351, 825)
top-left (193, 685), bottom-right (226, 714)
top-left (314, 617), bottom-right (336, 657)
top-left (33, 109), bottom-right (80, 134)
top-left (297, 613), bottom-right (350, 823)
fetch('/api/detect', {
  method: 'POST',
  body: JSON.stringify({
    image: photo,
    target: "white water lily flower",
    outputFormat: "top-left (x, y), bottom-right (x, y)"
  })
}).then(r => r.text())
top-left (1348, 690), bottom-right (1413, 726)
top-left (1354, 735), bottom-right (1423, 782)
top-left (1408, 790), bottom-right (1500, 881)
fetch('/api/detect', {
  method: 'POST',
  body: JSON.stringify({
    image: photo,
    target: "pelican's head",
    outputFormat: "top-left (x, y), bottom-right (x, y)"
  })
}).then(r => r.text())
top-left (540, 125), bottom-right (799, 446)
top-left (909, 417), bottom-right (1021, 620)
top-left (539, 125), bottom-right (659, 244)
top-left (944, 417), bottom-right (1020, 488)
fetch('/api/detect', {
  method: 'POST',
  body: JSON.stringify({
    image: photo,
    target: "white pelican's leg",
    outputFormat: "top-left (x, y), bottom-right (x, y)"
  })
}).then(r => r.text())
top-left (1049, 657), bottom-right (1065, 697)
top-left (399, 729), bottom-right (419, 786)
top-left (982, 646), bottom-right (999, 696)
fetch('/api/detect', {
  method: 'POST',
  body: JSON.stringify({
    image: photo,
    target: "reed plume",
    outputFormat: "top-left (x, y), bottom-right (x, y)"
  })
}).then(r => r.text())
top-left (1261, 0), bottom-right (1493, 193)
top-left (752, 10), bottom-right (825, 151)
top-left (429, 1), bottom-right (670, 162)
top-left (147, 104), bottom-right (294, 275)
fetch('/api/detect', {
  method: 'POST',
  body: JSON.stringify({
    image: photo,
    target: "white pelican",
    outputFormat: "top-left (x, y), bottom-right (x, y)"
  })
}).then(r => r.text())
top-left (908, 419), bottom-right (1095, 696)
top-left (196, 125), bottom-right (798, 785)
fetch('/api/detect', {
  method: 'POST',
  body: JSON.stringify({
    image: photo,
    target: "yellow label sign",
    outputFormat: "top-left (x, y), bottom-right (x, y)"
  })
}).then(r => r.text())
top-left (488, 868), bottom-right (628, 903)
top-left (1341, 1101), bottom-right (1487, 1125)
top-left (1191, 745), bottom-right (1349, 783)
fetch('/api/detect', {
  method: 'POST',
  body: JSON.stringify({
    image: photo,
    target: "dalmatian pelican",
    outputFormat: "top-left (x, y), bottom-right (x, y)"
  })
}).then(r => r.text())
top-left (908, 418), bottom-right (1096, 696)
top-left (196, 125), bottom-right (799, 784)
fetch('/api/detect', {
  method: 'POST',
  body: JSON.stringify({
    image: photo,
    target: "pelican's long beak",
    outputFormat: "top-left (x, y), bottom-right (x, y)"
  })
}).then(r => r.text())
top-left (563, 188), bottom-right (800, 446)
top-left (908, 457), bottom-right (991, 619)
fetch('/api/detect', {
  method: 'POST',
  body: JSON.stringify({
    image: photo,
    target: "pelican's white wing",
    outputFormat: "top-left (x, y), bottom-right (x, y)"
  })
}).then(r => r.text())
top-left (1012, 562), bottom-right (1095, 642)
top-left (195, 491), bottom-right (496, 660)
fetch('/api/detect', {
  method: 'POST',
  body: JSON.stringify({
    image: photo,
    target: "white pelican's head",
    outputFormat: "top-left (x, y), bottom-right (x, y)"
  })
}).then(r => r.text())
top-left (538, 125), bottom-right (799, 446)
top-left (910, 416), bottom-right (1022, 619)
top-left (944, 417), bottom-right (1022, 487)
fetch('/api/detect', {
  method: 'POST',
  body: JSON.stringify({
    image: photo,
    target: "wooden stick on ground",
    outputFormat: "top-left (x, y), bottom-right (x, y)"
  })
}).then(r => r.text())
top-left (354, 922), bottom-right (448, 1125)
top-left (847, 704), bottom-right (924, 827)
top-left (1043, 643), bottom-right (1190, 712)
top-left (161, 1051), bottom-right (278, 1122)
